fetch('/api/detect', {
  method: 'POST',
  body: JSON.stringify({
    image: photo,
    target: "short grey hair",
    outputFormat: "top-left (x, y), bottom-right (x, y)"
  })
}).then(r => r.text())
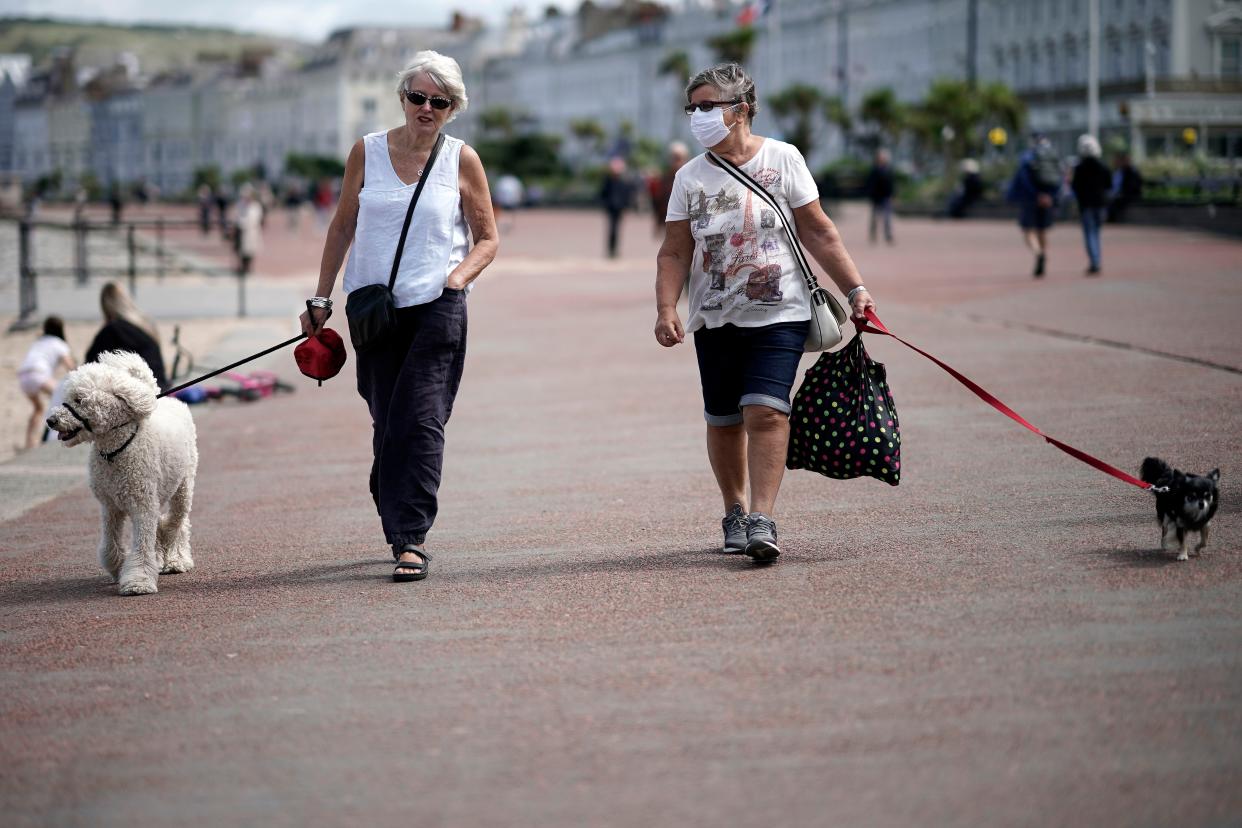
top-left (395, 50), bottom-right (468, 123)
top-left (1077, 133), bottom-right (1101, 158)
top-left (686, 63), bottom-right (758, 123)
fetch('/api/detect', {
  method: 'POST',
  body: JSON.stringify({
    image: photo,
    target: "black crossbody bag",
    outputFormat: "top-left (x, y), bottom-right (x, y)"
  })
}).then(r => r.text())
top-left (346, 132), bottom-right (445, 351)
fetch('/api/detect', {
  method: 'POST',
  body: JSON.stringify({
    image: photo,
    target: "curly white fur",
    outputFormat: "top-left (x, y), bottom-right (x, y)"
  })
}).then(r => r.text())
top-left (46, 351), bottom-right (198, 596)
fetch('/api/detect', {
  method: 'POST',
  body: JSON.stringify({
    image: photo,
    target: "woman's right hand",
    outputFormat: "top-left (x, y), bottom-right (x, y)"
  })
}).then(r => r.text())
top-left (654, 309), bottom-right (684, 348)
top-left (300, 306), bottom-right (330, 337)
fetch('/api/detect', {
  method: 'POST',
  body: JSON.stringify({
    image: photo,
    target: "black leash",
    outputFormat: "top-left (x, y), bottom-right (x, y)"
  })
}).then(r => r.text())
top-left (158, 333), bottom-right (307, 399)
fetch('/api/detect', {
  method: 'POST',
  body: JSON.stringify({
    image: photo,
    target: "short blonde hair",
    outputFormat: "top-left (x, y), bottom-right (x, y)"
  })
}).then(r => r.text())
top-left (395, 51), bottom-right (468, 123)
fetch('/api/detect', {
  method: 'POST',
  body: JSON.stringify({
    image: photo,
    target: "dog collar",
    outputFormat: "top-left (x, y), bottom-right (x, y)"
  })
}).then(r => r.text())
top-left (100, 423), bottom-right (140, 463)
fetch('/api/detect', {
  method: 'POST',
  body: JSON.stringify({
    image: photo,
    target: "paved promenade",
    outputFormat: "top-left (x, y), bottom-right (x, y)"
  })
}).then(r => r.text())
top-left (1, 206), bottom-right (1239, 826)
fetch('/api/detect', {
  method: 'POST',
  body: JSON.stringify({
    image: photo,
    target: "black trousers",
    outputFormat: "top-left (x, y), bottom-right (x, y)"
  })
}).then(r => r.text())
top-left (355, 288), bottom-right (468, 548)
top-left (606, 208), bottom-right (623, 258)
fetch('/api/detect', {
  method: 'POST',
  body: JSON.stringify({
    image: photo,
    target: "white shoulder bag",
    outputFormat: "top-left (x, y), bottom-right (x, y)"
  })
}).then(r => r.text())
top-left (708, 150), bottom-right (846, 352)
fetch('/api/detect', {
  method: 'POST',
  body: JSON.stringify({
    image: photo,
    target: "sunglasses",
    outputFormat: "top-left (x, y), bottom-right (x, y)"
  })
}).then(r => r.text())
top-left (404, 90), bottom-right (453, 110)
top-left (684, 99), bottom-right (741, 115)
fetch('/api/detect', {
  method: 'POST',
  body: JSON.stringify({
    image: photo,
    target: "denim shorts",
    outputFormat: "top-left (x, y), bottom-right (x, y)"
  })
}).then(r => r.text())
top-left (693, 320), bottom-right (809, 426)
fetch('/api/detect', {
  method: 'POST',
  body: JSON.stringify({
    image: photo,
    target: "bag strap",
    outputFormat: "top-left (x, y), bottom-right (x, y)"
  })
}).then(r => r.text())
top-left (707, 149), bottom-right (820, 296)
top-left (388, 132), bottom-right (446, 291)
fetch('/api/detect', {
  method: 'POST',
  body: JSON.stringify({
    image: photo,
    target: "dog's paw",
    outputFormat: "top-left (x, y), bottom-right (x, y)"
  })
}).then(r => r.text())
top-left (1175, 552), bottom-right (1189, 562)
top-left (161, 558), bottom-right (194, 574)
top-left (118, 577), bottom-right (158, 596)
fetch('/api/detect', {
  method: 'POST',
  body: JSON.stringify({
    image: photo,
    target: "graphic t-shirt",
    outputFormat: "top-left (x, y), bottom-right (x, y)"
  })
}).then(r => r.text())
top-left (666, 138), bottom-right (819, 331)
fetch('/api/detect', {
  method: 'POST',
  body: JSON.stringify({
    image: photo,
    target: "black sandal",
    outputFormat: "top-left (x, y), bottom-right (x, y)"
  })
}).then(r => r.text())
top-left (393, 545), bottom-right (432, 582)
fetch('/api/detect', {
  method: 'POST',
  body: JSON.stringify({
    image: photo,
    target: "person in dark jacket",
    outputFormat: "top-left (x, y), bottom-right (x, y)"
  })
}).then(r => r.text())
top-left (865, 148), bottom-right (896, 244)
top-left (600, 156), bottom-right (636, 258)
top-left (1071, 134), bottom-right (1112, 275)
top-left (1007, 134), bottom-right (1062, 277)
top-left (948, 158), bottom-right (984, 218)
top-left (86, 281), bottom-right (168, 390)
top-left (1108, 153), bottom-right (1143, 223)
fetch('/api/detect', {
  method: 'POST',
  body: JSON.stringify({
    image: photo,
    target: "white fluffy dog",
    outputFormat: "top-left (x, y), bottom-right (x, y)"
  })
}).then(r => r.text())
top-left (46, 351), bottom-right (198, 595)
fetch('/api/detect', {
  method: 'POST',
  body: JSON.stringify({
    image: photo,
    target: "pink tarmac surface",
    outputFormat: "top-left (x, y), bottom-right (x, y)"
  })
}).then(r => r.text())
top-left (2, 206), bottom-right (1240, 826)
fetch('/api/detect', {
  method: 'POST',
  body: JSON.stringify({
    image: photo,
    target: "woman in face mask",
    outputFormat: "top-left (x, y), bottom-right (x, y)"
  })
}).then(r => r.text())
top-left (653, 62), bottom-right (877, 565)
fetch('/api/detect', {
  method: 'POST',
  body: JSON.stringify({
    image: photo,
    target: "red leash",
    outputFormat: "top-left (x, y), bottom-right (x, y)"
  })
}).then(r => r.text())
top-left (854, 308), bottom-right (1154, 491)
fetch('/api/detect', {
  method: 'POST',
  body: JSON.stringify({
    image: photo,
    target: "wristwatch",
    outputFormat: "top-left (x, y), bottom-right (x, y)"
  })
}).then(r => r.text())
top-left (307, 296), bottom-right (333, 310)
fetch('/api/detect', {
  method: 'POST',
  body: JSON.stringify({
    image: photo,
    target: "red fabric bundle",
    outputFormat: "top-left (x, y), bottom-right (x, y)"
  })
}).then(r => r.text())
top-left (294, 328), bottom-right (347, 386)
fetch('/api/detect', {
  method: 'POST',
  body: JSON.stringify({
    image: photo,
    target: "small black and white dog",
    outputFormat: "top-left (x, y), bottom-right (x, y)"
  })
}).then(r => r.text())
top-left (1140, 457), bottom-right (1219, 561)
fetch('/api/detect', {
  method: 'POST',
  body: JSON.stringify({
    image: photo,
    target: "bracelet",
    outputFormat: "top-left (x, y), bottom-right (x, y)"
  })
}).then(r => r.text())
top-left (307, 296), bottom-right (333, 309)
top-left (846, 286), bottom-right (868, 304)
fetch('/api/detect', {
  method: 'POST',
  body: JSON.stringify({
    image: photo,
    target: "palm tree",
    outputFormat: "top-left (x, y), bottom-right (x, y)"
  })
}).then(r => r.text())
top-left (768, 83), bottom-right (823, 157)
top-left (978, 81), bottom-right (1026, 137)
top-left (480, 107), bottom-right (518, 140)
top-left (822, 94), bottom-right (853, 153)
top-left (708, 27), bottom-right (758, 66)
top-left (658, 49), bottom-right (691, 86)
top-left (858, 87), bottom-right (906, 149)
top-left (910, 78), bottom-right (1025, 160)
top-left (658, 49), bottom-right (693, 139)
top-left (570, 117), bottom-right (607, 164)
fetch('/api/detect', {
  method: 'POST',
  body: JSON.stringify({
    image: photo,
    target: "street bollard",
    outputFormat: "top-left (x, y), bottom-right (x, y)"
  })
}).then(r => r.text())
top-left (156, 216), bottom-right (165, 280)
top-left (10, 218), bottom-right (38, 331)
top-left (127, 224), bottom-right (138, 297)
top-left (74, 212), bottom-right (88, 286)
top-left (237, 266), bottom-right (247, 318)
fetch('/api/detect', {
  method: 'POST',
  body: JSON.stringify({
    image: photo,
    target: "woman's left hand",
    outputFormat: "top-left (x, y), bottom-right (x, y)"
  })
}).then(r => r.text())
top-left (850, 288), bottom-right (876, 320)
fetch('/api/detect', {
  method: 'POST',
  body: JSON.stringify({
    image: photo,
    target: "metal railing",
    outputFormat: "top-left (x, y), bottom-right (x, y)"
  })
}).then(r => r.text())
top-left (8, 212), bottom-right (249, 331)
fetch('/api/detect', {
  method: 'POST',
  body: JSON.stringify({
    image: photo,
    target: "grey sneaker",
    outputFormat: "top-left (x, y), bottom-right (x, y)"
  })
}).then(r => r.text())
top-left (745, 513), bottom-right (780, 562)
top-left (722, 503), bottom-right (748, 553)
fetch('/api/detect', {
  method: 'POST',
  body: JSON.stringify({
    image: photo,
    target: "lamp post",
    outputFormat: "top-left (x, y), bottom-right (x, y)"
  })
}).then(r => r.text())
top-left (1087, 0), bottom-right (1100, 138)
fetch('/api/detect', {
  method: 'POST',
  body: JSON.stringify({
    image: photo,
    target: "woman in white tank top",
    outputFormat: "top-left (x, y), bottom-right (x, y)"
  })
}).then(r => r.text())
top-left (299, 51), bottom-right (499, 583)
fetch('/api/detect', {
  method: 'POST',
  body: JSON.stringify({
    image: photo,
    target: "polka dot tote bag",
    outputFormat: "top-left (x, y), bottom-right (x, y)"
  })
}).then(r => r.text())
top-left (786, 333), bottom-right (901, 485)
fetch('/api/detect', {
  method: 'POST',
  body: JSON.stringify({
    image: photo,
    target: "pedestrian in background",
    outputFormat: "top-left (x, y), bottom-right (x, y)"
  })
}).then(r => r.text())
top-left (17, 316), bottom-right (74, 450)
top-left (1108, 153), bottom-right (1143, 223)
top-left (865, 148), bottom-right (896, 244)
top-left (948, 158), bottom-right (984, 218)
top-left (600, 156), bottom-right (635, 258)
top-left (313, 178), bottom-right (335, 228)
top-left (492, 173), bottom-right (524, 233)
top-left (108, 182), bottom-right (124, 226)
top-left (197, 184), bottom-right (213, 235)
top-left (86, 281), bottom-right (167, 391)
top-left (655, 62), bottom-right (876, 564)
top-left (1007, 133), bottom-right (1062, 278)
top-left (300, 50), bottom-right (499, 583)
top-left (232, 183), bottom-right (264, 276)
top-left (214, 186), bottom-right (230, 237)
top-left (1071, 134), bottom-right (1112, 276)
top-left (649, 141), bottom-right (689, 236)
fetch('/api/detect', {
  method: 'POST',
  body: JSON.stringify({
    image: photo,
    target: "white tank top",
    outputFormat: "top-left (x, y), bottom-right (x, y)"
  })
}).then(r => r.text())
top-left (343, 131), bottom-right (471, 308)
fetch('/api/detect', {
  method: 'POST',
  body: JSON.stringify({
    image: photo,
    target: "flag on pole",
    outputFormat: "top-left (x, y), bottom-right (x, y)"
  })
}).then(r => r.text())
top-left (736, 0), bottom-right (772, 27)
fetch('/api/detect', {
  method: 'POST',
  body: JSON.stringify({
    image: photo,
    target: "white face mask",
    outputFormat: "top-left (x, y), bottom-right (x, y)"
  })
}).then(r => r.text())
top-left (689, 105), bottom-right (737, 149)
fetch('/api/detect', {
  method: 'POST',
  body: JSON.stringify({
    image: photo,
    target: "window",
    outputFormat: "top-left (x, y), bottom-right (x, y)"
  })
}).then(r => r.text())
top-left (1107, 36), bottom-right (1123, 79)
top-left (1223, 37), bottom-right (1241, 78)
top-left (1131, 36), bottom-right (1146, 77)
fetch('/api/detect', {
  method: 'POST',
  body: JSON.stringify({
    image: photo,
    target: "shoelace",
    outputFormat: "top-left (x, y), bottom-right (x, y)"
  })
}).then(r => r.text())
top-left (749, 515), bottom-right (777, 536)
top-left (724, 511), bottom-right (748, 534)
